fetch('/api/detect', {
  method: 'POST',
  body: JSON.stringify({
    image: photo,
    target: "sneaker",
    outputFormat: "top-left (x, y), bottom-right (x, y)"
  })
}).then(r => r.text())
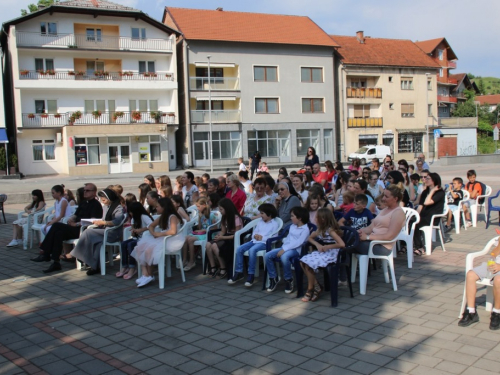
top-left (338, 280), bottom-right (348, 287)
top-left (135, 275), bottom-right (146, 285)
top-left (6, 239), bottom-right (21, 247)
top-left (137, 275), bottom-right (155, 288)
top-left (284, 279), bottom-right (294, 294)
top-left (244, 275), bottom-right (255, 287)
top-left (227, 272), bottom-right (244, 285)
top-left (465, 221), bottom-right (472, 228)
top-left (444, 225), bottom-right (452, 233)
top-left (267, 277), bottom-right (280, 292)
top-left (490, 312), bottom-right (500, 330)
top-left (458, 310), bottom-right (479, 327)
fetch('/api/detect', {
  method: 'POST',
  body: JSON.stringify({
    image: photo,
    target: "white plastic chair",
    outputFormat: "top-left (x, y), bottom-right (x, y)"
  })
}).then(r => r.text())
top-left (351, 235), bottom-right (399, 295)
top-left (158, 220), bottom-right (188, 288)
top-left (232, 217), bottom-right (283, 277)
top-left (396, 208), bottom-right (420, 269)
top-left (470, 185), bottom-right (492, 227)
top-left (98, 215), bottom-right (128, 275)
top-left (458, 236), bottom-right (499, 318)
top-left (30, 207), bottom-right (55, 249)
top-left (196, 211), bottom-right (222, 274)
top-left (447, 190), bottom-right (470, 234)
top-left (17, 206), bottom-right (45, 250)
top-left (420, 200), bottom-right (448, 256)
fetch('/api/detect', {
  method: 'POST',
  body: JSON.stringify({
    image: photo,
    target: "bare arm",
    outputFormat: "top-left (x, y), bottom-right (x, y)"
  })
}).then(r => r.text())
top-left (358, 209), bottom-right (405, 242)
top-left (152, 216), bottom-right (179, 238)
top-left (48, 199), bottom-right (69, 225)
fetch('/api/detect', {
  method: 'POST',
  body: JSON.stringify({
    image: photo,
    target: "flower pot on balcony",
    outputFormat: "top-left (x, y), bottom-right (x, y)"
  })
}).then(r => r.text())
top-left (131, 111), bottom-right (142, 121)
top-left (20, 70), bottom-right (30, 76)
top-left (71, 111), bottom-right (82, 120)
top-left (37, 70), bottom-right (47, 75)
top-left (46, 70), bottom-right (55, 76)
top-left (68, 71), bottom-right (76, 76)
top-left (40, 114), bottom-right (48, 118)
top-left (27, 113), bottom-right (35, 119)
top-left (54, 114), bottom-right (61, 118)
top-left (92, 110), bottom-right (102, 119)
top-left (112, 111), bottom-right (124, 121)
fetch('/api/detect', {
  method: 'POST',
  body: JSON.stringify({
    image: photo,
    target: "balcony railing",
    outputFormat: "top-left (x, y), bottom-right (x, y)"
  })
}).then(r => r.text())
top-left (190, 77), bottom-right (240, 90)
top-left (448, 61), bottom-right (457, 69)
top-left (191, 110), bottom-right (241, 123)
top-left (346, 87), bottom-right (382, 99)
top-left (19, 70), bottom-right (175, 81)
top-left (22, 111), bottom-right (175, 128)
top-left (16, 32), bottom-right (172, 52)
top-left (347, 117), bottom-right (383, 128)
top-left (450, 92), bottom-right (466, 99)
top-left (437, 95), bottom-right (458, 103)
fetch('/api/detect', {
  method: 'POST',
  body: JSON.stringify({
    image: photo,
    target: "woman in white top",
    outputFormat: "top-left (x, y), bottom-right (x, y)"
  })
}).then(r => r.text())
top-left (238, 170), bottom-right (254, 194)
top-left (291, 174), bottom-right (309, 204)
top-left (181, 171), bottom-right (199, 208)
top-left (41, 185), bottom-right (72, 237)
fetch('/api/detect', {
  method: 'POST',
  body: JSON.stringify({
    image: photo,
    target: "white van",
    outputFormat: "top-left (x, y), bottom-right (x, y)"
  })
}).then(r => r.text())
top-left (348, 145), bottom-right (392, 165)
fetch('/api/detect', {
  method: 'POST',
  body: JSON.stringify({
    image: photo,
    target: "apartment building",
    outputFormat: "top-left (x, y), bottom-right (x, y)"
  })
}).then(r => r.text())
top-left (0, 53), bottom-right (7, 157)
top-left (1, 0), bottom-right (180, 176)
top-left (333, 32), bottom-right (440, 161)
top-left (164, 7), bottom-right (338, 168)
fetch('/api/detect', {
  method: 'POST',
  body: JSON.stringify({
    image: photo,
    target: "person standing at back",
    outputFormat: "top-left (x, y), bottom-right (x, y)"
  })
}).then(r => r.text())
top-left (249, 151), bottom-right (261, 180)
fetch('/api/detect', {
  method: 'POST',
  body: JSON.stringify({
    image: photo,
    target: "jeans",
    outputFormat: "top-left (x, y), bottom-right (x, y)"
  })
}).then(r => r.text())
top-left (264, 248), bottom-right (299, 280)
top-left (234, 241), bottom-right (266, 275)
top-left (120, 238), bottom-right (138, 268)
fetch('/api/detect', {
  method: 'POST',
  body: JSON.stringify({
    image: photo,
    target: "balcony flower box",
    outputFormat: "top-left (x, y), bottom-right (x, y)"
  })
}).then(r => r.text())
top-left (54, 113), bottom-right (62, 118)
top-left (37, 70), bottom-right (47, 75)
top-left (112, 111), bottom-right (124, 121)
top-left (20, 70), bottom-right (30, 76)
top-left (143, 72), bottom-right (158, 78)
top-left (40, 113), bottom-right (48, 118)
top-left (131, 111), bottom-right (142, 121)
top-left (27, 113), bottom-right (35, 119)
top-left (92, 110), bottom-right (102, 119)
top-left (68, 71), bottom-right (76, 76)
top-left (119, 71), bottom-right (133, 77)
top-left (75, 71), bottom-right (85, 76)
top-left (150, 111), bottom-right (163, 123)
top-left (46, 70), bottom-right (56, 76)
top-left (165, 73), bottom-right (173, 78)
top-left (94, 71), bottom-right (109, 77)
top-left (167, 113), bottom-right (175, 117)
top-left (71, 111), bottom-right (82, 120)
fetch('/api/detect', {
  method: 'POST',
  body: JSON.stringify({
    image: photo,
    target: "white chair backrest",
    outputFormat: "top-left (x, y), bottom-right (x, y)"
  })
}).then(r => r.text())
top-left (401, 207), bottom-right (420, 233)
top-left (461, 189), bottom-right (470, 202)
top-left (163, 219), bottom-right (187, 252)
top-left (234, 218), bottom-right (261, 249)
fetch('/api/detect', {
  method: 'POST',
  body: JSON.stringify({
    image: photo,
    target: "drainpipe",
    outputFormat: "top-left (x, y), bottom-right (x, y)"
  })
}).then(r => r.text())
top-left (340, 66), bottom-right (348, 162)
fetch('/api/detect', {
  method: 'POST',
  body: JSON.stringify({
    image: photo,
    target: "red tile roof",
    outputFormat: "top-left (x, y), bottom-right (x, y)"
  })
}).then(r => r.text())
top-left (475, 95), bottom-right (500, 105)
top-left (164, 7), bottom-right (338, 47)
top-left (415, 38), bottom-right (458, 60)
top-left (331, 35), bottom-right (440, 68)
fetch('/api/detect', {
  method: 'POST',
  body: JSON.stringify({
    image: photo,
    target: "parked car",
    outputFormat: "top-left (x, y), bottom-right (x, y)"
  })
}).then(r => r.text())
top-left (348, 145), bottom-right (392, 165)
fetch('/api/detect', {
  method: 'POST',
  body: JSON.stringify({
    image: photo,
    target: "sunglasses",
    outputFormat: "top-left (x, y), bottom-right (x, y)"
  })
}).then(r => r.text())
top-left (424, 176), bottom-right (431, 180)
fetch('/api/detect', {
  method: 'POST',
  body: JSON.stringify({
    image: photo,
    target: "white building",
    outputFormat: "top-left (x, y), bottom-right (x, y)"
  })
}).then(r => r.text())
top-left (1, 0), bottom-right (180, 176)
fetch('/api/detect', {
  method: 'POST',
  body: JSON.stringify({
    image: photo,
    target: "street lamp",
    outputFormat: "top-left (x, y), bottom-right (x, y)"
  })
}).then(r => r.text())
top-left (425, 72), bottom-right (431, 161)
top-left (207, 56), bottom-right (213, 173)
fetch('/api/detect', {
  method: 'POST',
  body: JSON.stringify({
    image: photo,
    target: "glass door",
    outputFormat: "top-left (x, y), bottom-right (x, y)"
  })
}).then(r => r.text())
top-left (324, 129), bottom-right (334, 161)
top-left (193, 132), bottom-right (211, 167)
top-left (278, 130), bottom-right (291, 162)
top-left (108, 144), bottom-right (132, 173)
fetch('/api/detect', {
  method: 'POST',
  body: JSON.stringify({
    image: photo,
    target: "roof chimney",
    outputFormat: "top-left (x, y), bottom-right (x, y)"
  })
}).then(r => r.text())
top-left (216, 7), bottom-right (223, 11)
top-left (38, 4), bottom-right (46, 10)
top-left (356, 30), bottom-right (365, 44)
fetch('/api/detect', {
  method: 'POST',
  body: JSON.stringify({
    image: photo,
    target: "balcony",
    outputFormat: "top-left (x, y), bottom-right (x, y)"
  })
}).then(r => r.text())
top-left (448, 61), bottom-right (457, 69)
top-left (19, 70), bottom-right (175, 81)
top-left (22, 111), bottom-right (176, 128)
top-left (189, 77), bottom-right (240, 91)
top-left (437, 95), bottom-right (458, 104)
top-left (15, 32), bottom-right (172, 52)
top-left (347, 117), bottom-right (383, 128)
top-left (346, 87), bottom-right (382, 99)
top-left (191, 110), bottom-right (241, 123)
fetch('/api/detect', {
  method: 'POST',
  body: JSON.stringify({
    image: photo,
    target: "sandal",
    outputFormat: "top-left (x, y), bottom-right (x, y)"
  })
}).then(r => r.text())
top-left (123, 268), bottom-right (137, 280)
top-left (115, 268), bottom-right (129, 278)
top-left (413, 248), bottom-right (424, 256)
top-left (397, 246), bottom-right (407, 254)
top-left (218, 268), bottom-right (228, 279)
top-left (310, 283), bottom-right (323, 302)
top-left (301, 289), bottom-right (313, 302)
top-left (209, 267), bottom-right (219, 278)
top-left (183, 262), bottom-right (196, 272)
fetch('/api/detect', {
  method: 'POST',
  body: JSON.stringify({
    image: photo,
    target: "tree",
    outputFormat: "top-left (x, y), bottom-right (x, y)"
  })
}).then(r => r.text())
top-left (477, 78), bottom-right (486, 95)
top-left (468, 73), bottom-right (475, 79)
top-left (21, 0), bottom-right (58, 16)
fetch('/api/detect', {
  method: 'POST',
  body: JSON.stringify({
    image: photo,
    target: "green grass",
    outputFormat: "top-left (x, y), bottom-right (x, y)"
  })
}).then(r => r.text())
top-left (477, 134), bottom-right (499, 154)
top-left (471, 76), bottom-right (500, 95)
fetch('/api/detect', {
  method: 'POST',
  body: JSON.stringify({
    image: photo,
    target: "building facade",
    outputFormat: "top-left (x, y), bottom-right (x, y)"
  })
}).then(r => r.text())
top-left (164, 7), bottom-right (338, 168)
top-left (333, 32), bottom-right (440, 161)
top-left (1, 0), bottom-right (180, 176)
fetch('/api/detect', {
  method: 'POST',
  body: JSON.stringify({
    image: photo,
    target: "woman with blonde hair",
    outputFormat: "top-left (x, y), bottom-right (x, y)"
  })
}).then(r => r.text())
top-left (225, 174), bottom-right (247, 214)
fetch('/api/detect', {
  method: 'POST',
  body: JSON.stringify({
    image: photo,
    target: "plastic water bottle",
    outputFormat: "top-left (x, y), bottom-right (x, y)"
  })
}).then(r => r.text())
top-left (486, 253), bottom-right (496, 280)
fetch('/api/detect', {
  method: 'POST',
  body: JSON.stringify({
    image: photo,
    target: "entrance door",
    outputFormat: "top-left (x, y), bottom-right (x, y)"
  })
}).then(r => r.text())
top-left (324, 129), bottom-right (334, 161)
top-left (193, 132), bottom-right (211, 167)
top-left (109, 144), bottom-right (132, 173)
top-left (278, 131), bottom-right (291, 162)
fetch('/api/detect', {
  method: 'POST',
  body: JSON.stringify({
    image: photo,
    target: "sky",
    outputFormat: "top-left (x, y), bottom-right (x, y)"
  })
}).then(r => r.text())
top-left (1, 0), bottom-right (498, 78)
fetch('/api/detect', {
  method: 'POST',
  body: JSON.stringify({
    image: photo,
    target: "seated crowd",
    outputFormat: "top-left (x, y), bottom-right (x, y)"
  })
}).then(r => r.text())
top-left (15, 152), bottom-right (498, 328)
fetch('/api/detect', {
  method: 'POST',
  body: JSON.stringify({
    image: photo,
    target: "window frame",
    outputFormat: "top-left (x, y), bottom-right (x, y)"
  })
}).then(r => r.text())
top-left (296, 129), bottom-right (320, 156)
top-left (131, 27), bottom-right (146, 40)
top-left (427, 79), bottom-right (433, 90)
top-left (74, 137), bottom-right (100, 166)
top-left (401, 103), bottom-right (415, 118)
top-left (253, 65), bottom-right (278, 82)
top-left (40, 22), bottom-right (57, 35)
top-left (137, 135), bottom-right (162, 163)
top-left (398, 133), bottom-right (423, 153)
top-left (247, 130), bottom-right (290, 158)
top-left (401, 77), bottom-right (414, 90)
top-left (255, 97), bottom-right (280, 114)
top-left (32, 139), bottom-right (56, 162)
top-left (300, 66), bottom-right (324, 83)
top-left (129, 99), bottom-right (159, 112)
top-left (34, 99), bottom-right (57, 114)
top-left (301, 98), bottom-right (325, 113)
top-left (139, 61), bottom-right (156, 73)
top-left (86, 28), bottom-right (102, 42)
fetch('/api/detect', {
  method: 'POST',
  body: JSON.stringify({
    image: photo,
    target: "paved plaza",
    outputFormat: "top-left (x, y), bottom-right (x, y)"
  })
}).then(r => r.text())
top-left (0, 161), bottom-right (499, 374)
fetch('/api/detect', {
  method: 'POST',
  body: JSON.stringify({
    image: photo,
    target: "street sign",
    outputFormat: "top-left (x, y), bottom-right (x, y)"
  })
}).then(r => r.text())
top-left (494, 127), bottom-right (499, 141)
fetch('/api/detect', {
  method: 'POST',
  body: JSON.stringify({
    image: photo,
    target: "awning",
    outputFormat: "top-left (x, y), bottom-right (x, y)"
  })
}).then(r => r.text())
top-left (0, 128), bottom-right (8, 143)
top-left (396, 128), bottom-right (425, 134)
top-left (382, 133), bottom-right (394, 138)
top-left (196, 96), bottom-right (236, 101)
top-left (359, 134), bottom-right (378, 139)
top-left (194, 62), bottom-right (236, 68)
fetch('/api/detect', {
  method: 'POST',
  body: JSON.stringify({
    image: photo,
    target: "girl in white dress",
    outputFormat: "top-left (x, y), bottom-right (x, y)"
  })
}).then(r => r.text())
top-left (41, 185), bottom-right (72, 238)
top-left (7, 190), bottom-right (46, 247)
top-left (131, 198), bottom-right (182, 288)
top-left (300, 208), bottom-right (345, 302)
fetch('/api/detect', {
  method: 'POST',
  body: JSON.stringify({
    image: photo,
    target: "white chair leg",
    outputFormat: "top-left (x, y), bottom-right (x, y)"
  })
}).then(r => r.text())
top-left (431, 228), bottom-right (436, 242)
top-left (100, 245), bottom-right (106, 275)
top-left (166, 255), bottom-right (172, 277)
top-left (406, 238), bottom-right (413, 268)
top-left (178, 255), bottom-right (186, 282)
top-left (486, 286), bottom-right (494, 312)
top-left (358, 255), bottom-right (369, 295)
top-left (388, 257), bottom-right (397, 291)
top-left (381, 260), bottom-right (389, 283)
top-left (23, 225), bottom-right (28, 250)
top-left (437, 227), bottom-right (446, 252)
top-left (159, 258), bottom-right (165, 289)
top-left (76, 258), bottom-right (82, 270)
top-left (421, 227), bottom-right (433, 255)
top-left (351, 255), bottom-right (359, 283)
top-left (459, 285), bottom-right (467, 318)
top-left (453, 210), bottom-right (460, 234)
top-left (470, 203), bottom-right (477, 227)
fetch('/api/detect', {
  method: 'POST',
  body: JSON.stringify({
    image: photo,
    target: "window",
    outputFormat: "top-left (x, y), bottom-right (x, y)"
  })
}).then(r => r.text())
top-left (302, 98), bottom-right (324, 113)
top-left (354, 105), bottom-right (370, 118)
top-left (428, 104), bottom-right (432, 117)
top-left (350, 79), bottom-right (366, 88)
top-left (139, 61), bottom-right (155, 73)
top-left (35, 58), bottom-right (54, 71)
top-left (255, 98), bottom-right (279, 114)
top-left (388, 76), bottom-right (393, 82)
top-left (131, 28), bottom-right (146, 40)
top-left (40, 22), bottom-right (57, 35)
top-left (359, 134), bottom-right (378, 148)
top-left (389, 103), bottom-right (394, 110)
top-left (401, 77), bottom-right (413, 90)
top-left (301, 67), bottom-right (323, 83)
top-left (247, 130), bottom-right (290, 158)
top-left (138, 135), bottom-right (161, 162)
top-left (439, 69), bottom-right (444, 77)
top-left (86, 28), bottom-right (102, 42)
top-left (33, 140), bottom-right (55, 161)
top-left (438, 49), bottom-right (444, 60)
top-left (35, 100), bottom-right (57, 114)
top-left (398, 134), bottom-right (422, 153)
top-left (401, 103), bottom-right (415, 117)
top-left (129, 99), bottom-right (158, 112)
top-left (75, 137), bottom-right (100, 165)
top-left (427, 79), bottom-right (432, 90)
top-left (84, 100), bottom-right (106, 114)
top-left (254, 66), bottom-right (278, 82)
top-left (296, 129), bottom-right (320, 156)
top-left (196, 101), bottom-right (223, 110)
